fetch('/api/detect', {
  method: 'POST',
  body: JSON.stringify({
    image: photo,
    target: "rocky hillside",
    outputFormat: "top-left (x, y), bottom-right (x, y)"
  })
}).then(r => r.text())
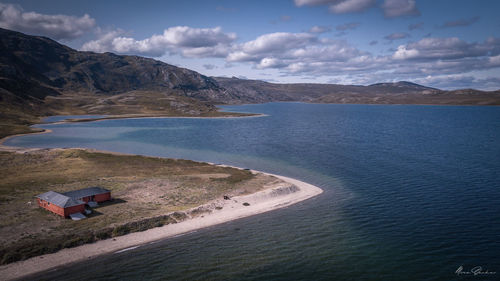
top-left (0, 28), bottom-right (240, 137)
top-left (1, 27), bottom-right (499, 138)
top-left (0, 28), bottom-right (237, 100)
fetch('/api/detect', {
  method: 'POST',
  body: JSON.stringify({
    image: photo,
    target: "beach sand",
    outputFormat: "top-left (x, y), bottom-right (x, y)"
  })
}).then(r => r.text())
top-left (0, 122), bottom-right (323, 280)
top-left (0, 167), bottom-right (323, 280)
top-left (0, 129), bottom-right (52, 153)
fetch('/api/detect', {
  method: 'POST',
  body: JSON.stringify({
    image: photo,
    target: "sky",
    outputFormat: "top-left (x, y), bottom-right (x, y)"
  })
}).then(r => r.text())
top-left (1, 0), bottom-right (500, 90)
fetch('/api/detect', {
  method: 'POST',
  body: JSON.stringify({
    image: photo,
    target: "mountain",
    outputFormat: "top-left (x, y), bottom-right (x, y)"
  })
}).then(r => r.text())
top-left (1, 27), bottom-right (500, 138)
top-left (215, 77), bottom-right (500, 105)
top-left (0, 28), bottom-right (238, 101)
top-left (0, 28), bottom-right (239, 137)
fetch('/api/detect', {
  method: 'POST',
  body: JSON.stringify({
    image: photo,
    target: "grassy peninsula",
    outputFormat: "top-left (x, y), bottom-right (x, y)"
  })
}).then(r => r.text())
top-left (0, 148), bottom-right (283, 265)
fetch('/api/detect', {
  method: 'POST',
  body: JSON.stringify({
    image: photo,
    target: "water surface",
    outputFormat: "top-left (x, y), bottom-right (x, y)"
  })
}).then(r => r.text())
top-left (7, 103), bottom-right (500, 281)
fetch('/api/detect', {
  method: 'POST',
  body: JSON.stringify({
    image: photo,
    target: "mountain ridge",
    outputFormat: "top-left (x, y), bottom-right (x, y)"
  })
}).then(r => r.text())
top-left (213, 76), bottom-right (500, 105)
top-left (1, 27), bottom-right (500, 138)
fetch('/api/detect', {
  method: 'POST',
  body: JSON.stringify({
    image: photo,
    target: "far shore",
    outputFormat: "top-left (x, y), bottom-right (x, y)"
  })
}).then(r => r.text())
top-left (42, 111), bottom-right (266, 125)
top-left (0, 122), bottom-right (323, 281)
top-left (0, 111), bottom-right (265, 150)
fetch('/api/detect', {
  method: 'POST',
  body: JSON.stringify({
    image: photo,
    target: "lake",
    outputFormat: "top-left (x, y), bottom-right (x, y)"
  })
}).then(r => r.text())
top-left (5, 103), bottom-right (500, 281)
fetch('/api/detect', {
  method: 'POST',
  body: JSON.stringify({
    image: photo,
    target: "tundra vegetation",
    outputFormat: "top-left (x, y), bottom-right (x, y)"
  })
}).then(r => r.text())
top-left (0, 148), bottom-right (282, 264)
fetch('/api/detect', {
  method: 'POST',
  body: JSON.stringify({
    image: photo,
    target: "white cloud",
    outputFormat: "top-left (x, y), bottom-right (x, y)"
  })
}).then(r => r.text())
top-left (294, 0), bottom-right (375, 14)
top-left (81, 29), bottom-right (125, 53)
top-left (160, 26), bottom-right (236, 47)
top-left (223, 31), bottom-right (500, 90)
top-left (382, 0), bottom-right (420, 18)
top-left (257, 57), bottom-right (286, 69)
top-left (295, 0), bottom-right (421, 17)
top-left (309, 25), bottom-right (331, 33)
top-left (294, 0), bottom-right (332, 6)
top-left (227, 32), bottom-right (317, 62)
top-left (0, 3), bottom-right (95, 40)
top-left (413, 75), bottom-right (500, 90)
top-left (393, 45), bottom-right (419, 59)
top-left (329, 0), bottom-right (375, 13)
top-left (82, 26), bottom-right (236, 58)
top-left (80, 23), bottom-right (500, 91)
top-left (488, 54), bottom-right (500, 67)
top-left (80, 25), bottom-right (500, 90)
top-left (392, 37), bottom-right (500, 61)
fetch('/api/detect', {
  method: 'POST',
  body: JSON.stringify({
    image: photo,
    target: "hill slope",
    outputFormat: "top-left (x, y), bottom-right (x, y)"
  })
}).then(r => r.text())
top-left (0, 28), bottom-right (230, 99)
top-left (0, 28), bottom-right (239, 137)
top-left (1, 27), bottom-right (500, 138)
top-left (215, 77), bottom-right (500, 105)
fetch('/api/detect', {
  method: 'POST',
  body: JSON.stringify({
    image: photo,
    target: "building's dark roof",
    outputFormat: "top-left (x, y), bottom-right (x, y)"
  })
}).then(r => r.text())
top-left (62, 187), bottom-right (110, 199)
top-left (36, 191), bottom-right (85, 208)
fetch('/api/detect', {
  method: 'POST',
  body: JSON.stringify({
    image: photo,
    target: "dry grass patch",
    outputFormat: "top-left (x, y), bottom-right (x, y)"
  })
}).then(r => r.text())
top-left (0, 148), bottom-right (283, 264)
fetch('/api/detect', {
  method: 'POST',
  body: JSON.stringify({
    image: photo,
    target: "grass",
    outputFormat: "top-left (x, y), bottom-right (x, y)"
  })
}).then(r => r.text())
top-left (0, 148), bottom-right (280, 265)
top-left (0, 89), bottom-right (254, 140)
top-left (0, 89), bottom-right (260, 264)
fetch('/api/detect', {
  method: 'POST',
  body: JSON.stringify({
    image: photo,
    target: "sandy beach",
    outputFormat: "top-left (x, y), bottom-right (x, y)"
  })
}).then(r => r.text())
top-left (0, 129), bottom-right (52, 152)
top-left (0, 121), bottom-right (323, 280)
top-left (0, 159), bottom-right (322, 280)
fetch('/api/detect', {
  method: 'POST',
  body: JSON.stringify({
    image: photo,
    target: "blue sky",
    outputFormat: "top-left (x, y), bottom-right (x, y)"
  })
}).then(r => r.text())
top-left (1, 0), bottom-right (500, 90)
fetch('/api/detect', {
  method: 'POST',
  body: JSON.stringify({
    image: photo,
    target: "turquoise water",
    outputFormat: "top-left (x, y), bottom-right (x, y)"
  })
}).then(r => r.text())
top-left (6, 103), bottom-right (500, 281)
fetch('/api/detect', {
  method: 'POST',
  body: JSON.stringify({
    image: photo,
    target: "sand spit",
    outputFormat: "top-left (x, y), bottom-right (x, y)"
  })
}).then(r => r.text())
top-left (0, 169), bottom-right (322, 280)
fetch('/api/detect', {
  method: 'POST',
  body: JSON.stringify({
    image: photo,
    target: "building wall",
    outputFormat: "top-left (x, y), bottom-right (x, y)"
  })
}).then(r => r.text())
top-left (37, 198), bottom-right (65, 217)
top-left (63, 204), bottom-right (85, 217)
top-left (37, 199), bottom-right (85, 217)
top-left (94, 192), bottom-right (111, 202)
top-left (77, 192), bottom-right (111, 203)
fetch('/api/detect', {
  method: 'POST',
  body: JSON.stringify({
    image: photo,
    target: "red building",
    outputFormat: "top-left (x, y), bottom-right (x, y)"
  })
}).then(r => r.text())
top-left (36, 187), bottom-right (111, 218)
top-left (62, 187), bottom-right (112, 204)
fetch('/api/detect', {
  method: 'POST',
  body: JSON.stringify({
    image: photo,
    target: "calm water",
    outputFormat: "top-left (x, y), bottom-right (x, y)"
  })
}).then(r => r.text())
top-left (7, 103), bottom-right (500, 281)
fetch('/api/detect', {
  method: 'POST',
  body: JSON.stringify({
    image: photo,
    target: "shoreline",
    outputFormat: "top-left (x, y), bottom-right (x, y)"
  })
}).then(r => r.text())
top-left (0, 126), bottom-right (323, 281)
top-left (0, 111), bottom-right (266, 150)
top-left (0, 165), bottom-right (323, 280)
top-left (0, 129), bottom-right (53, 152)
top-left (42, 112), bottom-right (266, 126)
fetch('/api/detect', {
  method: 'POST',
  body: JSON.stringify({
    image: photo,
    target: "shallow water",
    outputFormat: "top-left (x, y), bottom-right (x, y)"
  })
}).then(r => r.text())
top-left (7, 103), bottom-right (500, 281)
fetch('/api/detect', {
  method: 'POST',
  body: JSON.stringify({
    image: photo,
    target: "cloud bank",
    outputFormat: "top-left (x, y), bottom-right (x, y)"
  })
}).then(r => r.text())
top-left (80, 23), bottom-right (500, 89)
top-left (295, 0), bottom-right (419, 18)
top-left (382, 0), bottom-right (420, 18)
top-left (82, 26), bottom-right (236, 58)
top-left (1, 1), bottom-right (498, 90)
top-left (0, 3), bottom-right (95, 40)
top-left (294, 0), bottom-right (375, 14)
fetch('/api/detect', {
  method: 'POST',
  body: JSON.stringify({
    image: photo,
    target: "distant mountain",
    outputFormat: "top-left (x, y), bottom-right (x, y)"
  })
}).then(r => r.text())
top-left (215, 77), bottom-right (500, 105)
top-left (1, 27), bottom-right (499, 136)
